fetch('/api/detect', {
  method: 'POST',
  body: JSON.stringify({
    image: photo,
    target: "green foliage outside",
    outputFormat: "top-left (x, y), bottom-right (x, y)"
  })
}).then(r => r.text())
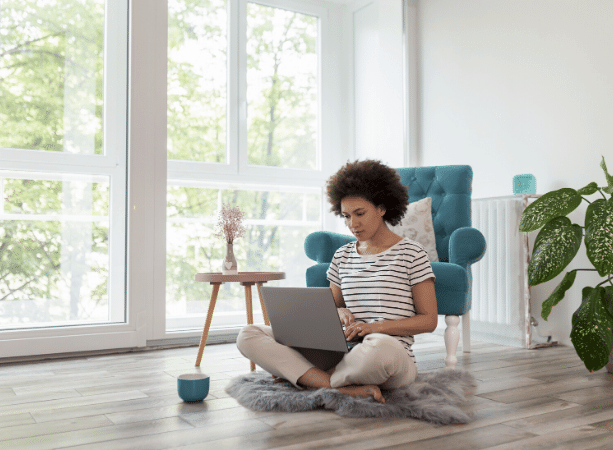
top-left (519, 156), bottom-right (613, 372)
top-left (166, 186), bottom-right (320, 319)
top-left (246, 3), bottom-right (317, 169)
top-left (0, 0), bottom-right (104, 154)
top-left (0, 0), bottom-right (109, 323)
top-left (168, 0), bottom-right (227, 162)
top-left (0, 177), bottom-right (109, 322)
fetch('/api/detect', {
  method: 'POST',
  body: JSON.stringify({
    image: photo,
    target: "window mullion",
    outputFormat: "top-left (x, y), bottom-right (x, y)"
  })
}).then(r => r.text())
top-left (103, 0), bottom-right (129, 166)
top-left (235, 0), bottom-right (249, 175)
top-left (228, 0), bottom-right (243, 175)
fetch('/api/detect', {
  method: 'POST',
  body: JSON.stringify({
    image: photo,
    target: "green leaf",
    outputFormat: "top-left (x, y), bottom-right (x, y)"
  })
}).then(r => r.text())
top-left (540, 270), bottom-right (577, 321)
top-left (601, 156), bottom-right (613, 195)
top-left (528, 217), bottom-right (582, 286)
top-left (577, 182), bottom-right (599, 196)
top-left (570, 286), bottom-right (613, 372)
top-left (585, 199), bottom-right (613, 277)
top-left (519, 188), bottom-right (582, 232)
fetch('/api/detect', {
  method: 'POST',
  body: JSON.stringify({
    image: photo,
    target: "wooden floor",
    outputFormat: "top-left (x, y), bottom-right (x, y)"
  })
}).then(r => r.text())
top-left (1, 335), bottom-right (613, 450)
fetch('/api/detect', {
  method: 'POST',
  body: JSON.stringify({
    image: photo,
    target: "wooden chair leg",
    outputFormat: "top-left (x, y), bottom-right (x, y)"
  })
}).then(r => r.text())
top-left (244, 283), bottom-right (255, 372)
top-left (256, 282), bottom-right (270, 326)
top-left (195, 283), bottom-right (221, 367)
top-left (444, 315), bottom-right (460, 368)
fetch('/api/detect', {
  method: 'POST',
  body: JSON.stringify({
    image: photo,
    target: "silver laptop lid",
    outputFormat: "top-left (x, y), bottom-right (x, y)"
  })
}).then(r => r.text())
top-left (259, 286), bottom-right (349, 353)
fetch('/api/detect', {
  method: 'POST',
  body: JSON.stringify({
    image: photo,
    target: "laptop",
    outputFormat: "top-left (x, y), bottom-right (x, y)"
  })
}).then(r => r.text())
top-left (259, 286), bottom-right (361, 371)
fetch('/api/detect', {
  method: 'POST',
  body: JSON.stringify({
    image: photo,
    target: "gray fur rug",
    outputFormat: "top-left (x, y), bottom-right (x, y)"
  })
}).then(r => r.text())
top-left (225, 368), bottom-right (477, 425)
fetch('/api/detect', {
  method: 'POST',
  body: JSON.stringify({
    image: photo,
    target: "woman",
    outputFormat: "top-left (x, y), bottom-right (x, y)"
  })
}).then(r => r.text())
top-left (237, 159), bottom-right (437, 403)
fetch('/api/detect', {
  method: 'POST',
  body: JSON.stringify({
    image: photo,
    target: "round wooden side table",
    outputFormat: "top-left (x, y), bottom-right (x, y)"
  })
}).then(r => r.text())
top-left (194, 271), bottom-right (285, 371)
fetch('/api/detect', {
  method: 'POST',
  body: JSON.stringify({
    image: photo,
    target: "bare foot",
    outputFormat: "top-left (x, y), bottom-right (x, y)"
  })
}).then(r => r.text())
top-left (272, 375), bottom-right (289, 384)
top-left (338, 385), bottom-right (386, 403)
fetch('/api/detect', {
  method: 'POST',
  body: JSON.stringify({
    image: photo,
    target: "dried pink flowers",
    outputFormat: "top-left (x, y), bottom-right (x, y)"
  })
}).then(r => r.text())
top-left (214, 203), bottom-right (246, 243)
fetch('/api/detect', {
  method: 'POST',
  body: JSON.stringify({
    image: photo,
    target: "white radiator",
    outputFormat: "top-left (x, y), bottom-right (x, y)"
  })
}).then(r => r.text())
top-left (470, 195), bottom-right (536, 348)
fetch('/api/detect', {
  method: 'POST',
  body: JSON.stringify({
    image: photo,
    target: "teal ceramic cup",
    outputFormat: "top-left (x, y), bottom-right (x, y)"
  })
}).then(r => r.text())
top-left (177, 373), bottom-right (210, 402)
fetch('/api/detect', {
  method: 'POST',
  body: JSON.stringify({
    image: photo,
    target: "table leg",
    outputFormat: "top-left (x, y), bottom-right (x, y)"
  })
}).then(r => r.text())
top-left (243, 283), bottom-right (255, 371)
top-left (195, 283), bottom-right (221, 367)
top-left (256, 282), bottom-right (270, 326)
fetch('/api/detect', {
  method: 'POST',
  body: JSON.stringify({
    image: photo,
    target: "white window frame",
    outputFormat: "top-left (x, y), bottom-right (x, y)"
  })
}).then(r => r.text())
top-left (0, 0), bottom-right (150, 358)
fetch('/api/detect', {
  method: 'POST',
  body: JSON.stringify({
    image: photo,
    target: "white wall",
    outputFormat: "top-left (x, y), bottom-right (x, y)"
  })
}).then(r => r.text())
top-left (417, 0), bottom-right (613, 346)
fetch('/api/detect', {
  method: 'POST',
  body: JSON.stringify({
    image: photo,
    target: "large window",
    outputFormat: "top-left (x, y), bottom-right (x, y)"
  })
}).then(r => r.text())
top-left (0, 0), bottom-right (342, 356)
top-left (166, 0), bottom-right (324, 332)
top-left (0, 0), bottom-right (127, 330)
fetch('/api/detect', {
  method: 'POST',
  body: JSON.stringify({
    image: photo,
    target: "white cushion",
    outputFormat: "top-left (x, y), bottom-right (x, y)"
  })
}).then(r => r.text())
top-left (390, 197), bottom-right (439, 262)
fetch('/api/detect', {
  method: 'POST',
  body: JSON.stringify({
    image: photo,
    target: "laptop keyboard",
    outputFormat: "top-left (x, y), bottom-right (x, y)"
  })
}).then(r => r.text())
top-left (347, 340), bottom-right (361, 351)
top-left (342, 326), bottom-right (364, 351)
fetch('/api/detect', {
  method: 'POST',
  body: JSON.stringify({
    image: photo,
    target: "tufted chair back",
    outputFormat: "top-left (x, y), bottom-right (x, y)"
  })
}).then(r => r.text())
top-left (396, 165), bottom-right (473, 262)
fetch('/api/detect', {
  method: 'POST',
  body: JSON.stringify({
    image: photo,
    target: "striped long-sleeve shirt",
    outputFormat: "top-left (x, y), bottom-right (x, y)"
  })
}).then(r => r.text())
top-left (326, 238), bottom-right (435, 361)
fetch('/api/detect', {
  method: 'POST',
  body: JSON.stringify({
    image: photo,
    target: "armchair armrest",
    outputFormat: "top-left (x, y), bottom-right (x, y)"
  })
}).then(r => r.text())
top-left (449, 227), bottom-right (486, 268)
top-left (304, 231), bottom-right (356, 263)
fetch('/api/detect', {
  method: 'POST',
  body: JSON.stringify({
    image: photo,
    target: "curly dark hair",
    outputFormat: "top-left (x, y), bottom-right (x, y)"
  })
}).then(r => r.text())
top-left (326, 159), bottom-right (409, 226)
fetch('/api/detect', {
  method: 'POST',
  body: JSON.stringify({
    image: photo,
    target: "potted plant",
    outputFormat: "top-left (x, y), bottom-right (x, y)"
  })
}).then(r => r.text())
top-left (519, 156), bottom-right (613, 373)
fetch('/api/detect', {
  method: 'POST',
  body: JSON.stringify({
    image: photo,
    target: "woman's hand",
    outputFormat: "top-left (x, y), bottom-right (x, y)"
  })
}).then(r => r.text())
top-left (337, 307), bottom-right (355, 327)
top-left (344, 321), bottom-right (382, 341)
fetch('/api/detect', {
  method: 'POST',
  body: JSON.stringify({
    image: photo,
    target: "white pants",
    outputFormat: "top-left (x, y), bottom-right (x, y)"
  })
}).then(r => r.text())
top-left (236, 324), bottom-right (418, 389)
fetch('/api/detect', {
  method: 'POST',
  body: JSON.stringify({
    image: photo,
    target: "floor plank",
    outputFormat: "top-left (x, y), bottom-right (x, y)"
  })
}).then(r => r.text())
top-left (0, 334), bottom-right (612, 450)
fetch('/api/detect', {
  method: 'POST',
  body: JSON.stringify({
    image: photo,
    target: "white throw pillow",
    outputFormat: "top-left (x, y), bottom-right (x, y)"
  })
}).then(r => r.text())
top-left (390, 197), bottom-right (439, 262)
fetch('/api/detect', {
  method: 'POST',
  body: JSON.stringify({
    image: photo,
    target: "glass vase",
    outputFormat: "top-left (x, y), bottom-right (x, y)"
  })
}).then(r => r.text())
top-left (222, 242), bottom-right (238, 275)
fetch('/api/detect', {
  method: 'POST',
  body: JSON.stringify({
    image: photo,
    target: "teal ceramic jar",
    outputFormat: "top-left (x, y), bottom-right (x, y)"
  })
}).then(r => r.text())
top-left (177, 373), bottom-right (210, 402)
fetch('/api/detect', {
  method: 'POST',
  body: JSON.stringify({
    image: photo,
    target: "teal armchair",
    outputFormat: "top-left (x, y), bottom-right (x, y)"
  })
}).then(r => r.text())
top-left (304, 165), bottom-right (486, 368)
